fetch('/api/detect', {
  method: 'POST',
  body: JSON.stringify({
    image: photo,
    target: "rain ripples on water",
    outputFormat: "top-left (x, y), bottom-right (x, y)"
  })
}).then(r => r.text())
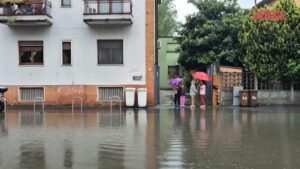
top-left (0, 106), bottom-right (300, 169)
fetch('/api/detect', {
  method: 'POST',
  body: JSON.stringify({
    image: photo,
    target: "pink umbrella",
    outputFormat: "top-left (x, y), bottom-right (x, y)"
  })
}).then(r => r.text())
top-left (192, 72), bottom-right (211, 81)
top-left (168, 77), bottom-right (182, 87)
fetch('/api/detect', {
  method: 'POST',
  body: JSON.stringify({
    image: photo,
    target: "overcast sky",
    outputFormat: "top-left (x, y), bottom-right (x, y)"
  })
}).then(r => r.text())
top-left (175, 0), bottom-right (260, 23)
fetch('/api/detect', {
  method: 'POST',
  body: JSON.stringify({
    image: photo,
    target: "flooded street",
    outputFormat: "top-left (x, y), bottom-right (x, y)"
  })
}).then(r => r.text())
top-left (0, 106), bottom-right (300, 169)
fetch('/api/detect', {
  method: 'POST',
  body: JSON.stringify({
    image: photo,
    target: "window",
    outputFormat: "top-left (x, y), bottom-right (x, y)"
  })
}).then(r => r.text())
top-left (20, 112), bottom-right (44, 126)
top-left (62, 42), bottom-right (71, 65)
top-left (112, 2), bottom-right (123, 13)
top-left (98, 87), bottom-right (124, 101)
top-left (98, 40), bottom-right (123, 65)
top-left (168, 65), bottom-right (179, 79)
top-left (19, 87), bottom-right (44, 101)
top-left (61, 0), bottom-right (71, 7)
top-left (19, 41), bottom-right (43, 65)
top-left (99, 2), bottom-right (109, 13)
top-left (98, 1), bottom-right (124, 14)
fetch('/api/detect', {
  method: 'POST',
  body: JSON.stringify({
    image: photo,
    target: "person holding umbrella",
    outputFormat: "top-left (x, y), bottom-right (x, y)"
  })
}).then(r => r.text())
top-left (169, 76), bottom-right (182, 108)
top-left (191, 71), bottom-right (211, 108)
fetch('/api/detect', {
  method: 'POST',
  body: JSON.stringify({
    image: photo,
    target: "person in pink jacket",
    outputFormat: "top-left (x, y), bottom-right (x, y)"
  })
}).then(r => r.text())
top-left (199, 80), bottom-right (206, 108)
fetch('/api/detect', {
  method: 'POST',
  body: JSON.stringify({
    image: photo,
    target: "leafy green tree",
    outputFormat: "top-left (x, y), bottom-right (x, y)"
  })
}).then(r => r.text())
top-left (158, 0), bottom-right (179, 37)
top-left (239, 0), bottom-right (300, 80)
top-left (176, 0), bottom-right (242, 71)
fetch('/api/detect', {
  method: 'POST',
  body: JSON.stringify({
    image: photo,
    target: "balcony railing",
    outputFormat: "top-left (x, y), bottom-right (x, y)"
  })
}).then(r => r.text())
top-left (0, 1), bottom-right (52, 17)
top-left (84, 0), bottom-right (132, 15)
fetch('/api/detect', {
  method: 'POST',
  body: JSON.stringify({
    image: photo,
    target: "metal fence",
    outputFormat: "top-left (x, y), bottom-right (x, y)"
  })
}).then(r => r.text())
top-left (98, 87), bottom-right (124, 101)
top-left (84, 0), bottom-right (132, 15)
top-left (1, 1), bottom-right (52, 16)
top-left (221, 72), bottom-right (300, 91)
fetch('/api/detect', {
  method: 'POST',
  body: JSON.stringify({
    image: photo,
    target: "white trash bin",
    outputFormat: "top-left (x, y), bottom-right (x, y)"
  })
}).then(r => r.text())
top-left (137, 88), bottom-right (147, 107)
top-left (125, 88), bottom-right (136, 107)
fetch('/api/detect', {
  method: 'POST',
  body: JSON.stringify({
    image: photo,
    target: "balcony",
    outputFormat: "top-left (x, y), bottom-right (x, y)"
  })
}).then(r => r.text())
top-left (83, 0), bottom-right (132, 26)
top-left (0, 1), bottom-right (52, 27)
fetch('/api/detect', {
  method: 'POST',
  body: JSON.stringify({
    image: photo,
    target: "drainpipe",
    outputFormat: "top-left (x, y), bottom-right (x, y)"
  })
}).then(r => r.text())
top-left (154, 0), bottom-right (160, 105)
top-left (155, 0), bottom-right (159, 66)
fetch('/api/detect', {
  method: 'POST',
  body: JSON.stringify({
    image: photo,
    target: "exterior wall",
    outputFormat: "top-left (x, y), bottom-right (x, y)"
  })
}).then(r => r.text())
top-left (4, 85), bottom-right (146, 106)
top-left (221, 90), bottom-right (233, 106)
top-left (145, 0), bottom-right (155, 106)
top-left (258, 91), bottom-right (300, 105)
top-left (221, 90), bottom-right (300, 106)
top-left (0, 0), bottom-right (156, 106)
top-left (158, 37), bottom-right (180, 89)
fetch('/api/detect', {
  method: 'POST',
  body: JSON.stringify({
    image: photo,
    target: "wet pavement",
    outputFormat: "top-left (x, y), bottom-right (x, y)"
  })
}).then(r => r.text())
top-left (0, 106), bottom-right (300, 169)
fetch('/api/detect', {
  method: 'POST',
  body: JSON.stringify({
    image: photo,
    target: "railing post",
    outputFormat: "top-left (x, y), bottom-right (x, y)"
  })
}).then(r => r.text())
top-left (72, 97), bottom-right (83, 113)
top-left (110, 96), bottom-right (121, 112)
top-left (130, 1), bottom-right (132, 14)
top-left (33, 97), bottom-right (44, 113)
top-left (3, 97), bottom-right (7, 114)
top-left (220, 72), bottom-right (224, 105)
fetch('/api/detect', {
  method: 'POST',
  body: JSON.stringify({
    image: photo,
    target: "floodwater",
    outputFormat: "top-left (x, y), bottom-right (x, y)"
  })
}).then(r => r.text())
top-left (0, 106), bottom-right (300, 169)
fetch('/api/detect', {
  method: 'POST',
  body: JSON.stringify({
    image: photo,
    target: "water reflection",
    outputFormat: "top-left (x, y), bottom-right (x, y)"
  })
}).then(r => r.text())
top-left (0, 107), bottom-right (299, 168)
top-left (98, 111), bottom-right (126, 127)
top-left (20, 142), bottom-right (45, 169)
top-left (20, 111), bottom-right (44, 127)
top-left (64, 140), bottom-right (73, 168)
top-left (194, 108), bottom-right (208, 151)
top-left (0, 114), bottom-right (7, 137)
top-left (98, 143), bottom-right (125, 169)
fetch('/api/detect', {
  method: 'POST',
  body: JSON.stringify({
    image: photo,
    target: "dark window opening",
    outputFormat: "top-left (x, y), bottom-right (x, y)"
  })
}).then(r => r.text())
top-left (62, 42), bottom-right (71, 65)
top-left (19, 41), bottom-right (43, 65)
top-left (98, 40), bottom-right (123, 65)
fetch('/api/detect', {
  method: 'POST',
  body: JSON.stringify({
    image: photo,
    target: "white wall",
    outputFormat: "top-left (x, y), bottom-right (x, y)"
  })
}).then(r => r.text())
top-left (0, 0), bottom-right (146, 86)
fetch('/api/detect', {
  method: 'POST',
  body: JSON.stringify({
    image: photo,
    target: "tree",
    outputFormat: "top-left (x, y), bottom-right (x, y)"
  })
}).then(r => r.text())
top-left (239, 0), bottom-right (300, 80)
top-left (176, 0), bottom-right (242, 71)
top-left (158, 0), bottom-right (179, 37)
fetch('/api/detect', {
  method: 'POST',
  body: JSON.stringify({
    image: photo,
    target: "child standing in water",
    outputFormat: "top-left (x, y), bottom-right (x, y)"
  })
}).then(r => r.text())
top-left (199, 80), bottom-right (206, 108)
top-left (180, 83), bottom-right (186, 107)
top-left (174, 84), bottom-right (181, 107)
